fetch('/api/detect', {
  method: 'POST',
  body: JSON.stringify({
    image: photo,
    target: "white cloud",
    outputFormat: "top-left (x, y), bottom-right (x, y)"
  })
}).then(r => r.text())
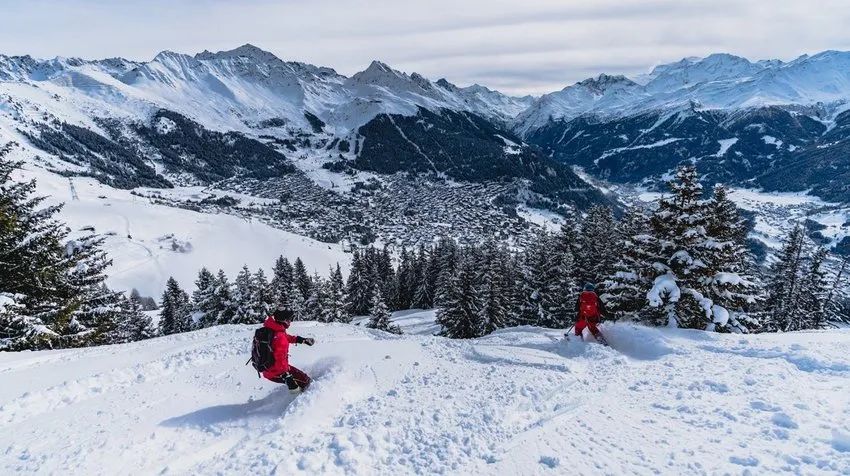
top-left (2, 0), bottom-right (850, 95)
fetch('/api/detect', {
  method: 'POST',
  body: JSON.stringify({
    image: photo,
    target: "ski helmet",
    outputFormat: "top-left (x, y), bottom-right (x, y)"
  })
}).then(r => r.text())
top-left (273, 309), bottom-right (295, 324)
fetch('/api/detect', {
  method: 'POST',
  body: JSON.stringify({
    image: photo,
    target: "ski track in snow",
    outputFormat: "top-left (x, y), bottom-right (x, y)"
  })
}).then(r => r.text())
top-left (1, 322), bottom-right (849, 475)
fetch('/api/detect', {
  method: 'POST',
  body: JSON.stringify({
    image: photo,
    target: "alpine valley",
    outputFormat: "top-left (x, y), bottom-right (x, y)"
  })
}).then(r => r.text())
top-left (2, 44), bottom-right (850, 287)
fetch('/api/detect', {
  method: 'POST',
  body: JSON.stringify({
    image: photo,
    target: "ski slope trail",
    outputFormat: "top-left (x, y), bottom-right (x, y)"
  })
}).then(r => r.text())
top-left (1, 322), bottom-right (849, 475)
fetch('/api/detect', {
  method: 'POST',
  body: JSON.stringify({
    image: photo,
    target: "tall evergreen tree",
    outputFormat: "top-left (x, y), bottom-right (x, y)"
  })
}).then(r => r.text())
top-left (325, 264), bottom-right (348, 323)
top-left (303, 273), bottom-right (328, 321)
top-left (574, 205), bottom-right (618, 288)
top-left (797, 247), bottom-right (829, 330)
top-left (645, 165), bottom-right (735, 329)
top-left (477, 242), bottom-right (511, 334)
top-left (393, 247), bottom-right (414, 310)
top-left (702, 185), bottom-right (761, 332)
top-left (293, 258), bottom-right (312, 302)
top-left (254, 268), bottom-right (272, 318)
top-left (0, 153), bottom-right (127, 349)
top-left (287, 280), bottom-right (306, 320)
top-left (825, 255), bottom-right (850, 324)
top-left (192, 267), bottom-right (217, 328)
top-left (519, 232), bottom-right (572, 328)
top-left (604, 208), bottom-right (656, 321)
top-left (433, 237), bottom-right (459, 307)
top-left (345, 250), bottom-right (372, 316)
top-left (412, 246), bottom-right (438, 309)
top-left (159, 277), bottom-right (191, 335)
top-left (231, 266), bottom-right (263, 324)
top-left (763, 225), bottom-right (807, 331)
top-left (65, 237), bottom-right (127, 345)
top-left (549, 243), bottom-right (578, 328)
top-left (436, 256), bottom-right (482, 338)
top-left (269, 256), bottom-right (294, 310)
top-left (212, 270), bottom-right (235, 325)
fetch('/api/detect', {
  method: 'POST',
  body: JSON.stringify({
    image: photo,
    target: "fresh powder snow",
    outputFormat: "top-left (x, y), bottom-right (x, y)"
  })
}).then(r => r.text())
top-left (1, 319), bottom-right (848, 474)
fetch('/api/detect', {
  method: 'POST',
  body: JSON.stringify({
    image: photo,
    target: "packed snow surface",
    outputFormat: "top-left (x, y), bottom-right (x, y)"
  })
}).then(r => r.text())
top-left (1, 320), bottom-right (848, 475)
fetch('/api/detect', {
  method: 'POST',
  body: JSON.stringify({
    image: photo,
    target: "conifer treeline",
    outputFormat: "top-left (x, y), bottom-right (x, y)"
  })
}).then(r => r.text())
top-left (165, 167), bottom-right (849, 339)
top-left (3, 145), bottom-right (848, 351)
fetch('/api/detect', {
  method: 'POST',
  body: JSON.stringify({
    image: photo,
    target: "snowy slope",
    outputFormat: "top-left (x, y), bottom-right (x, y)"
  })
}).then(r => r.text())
top-left (12, 164), bottom-right (350, 298)
top-left (2, 321), bottom-right (848, 475)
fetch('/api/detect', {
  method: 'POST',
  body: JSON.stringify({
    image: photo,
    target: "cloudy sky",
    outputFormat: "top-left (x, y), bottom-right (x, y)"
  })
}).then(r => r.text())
top-left (3, 0), bottom-right (850, 95)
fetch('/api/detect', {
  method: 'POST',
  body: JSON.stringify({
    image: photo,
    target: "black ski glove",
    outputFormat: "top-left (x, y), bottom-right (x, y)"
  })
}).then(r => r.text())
top-left (296, 336), bottom-right (315, 346)
top-left (283, 372), bottom-right (299, 390)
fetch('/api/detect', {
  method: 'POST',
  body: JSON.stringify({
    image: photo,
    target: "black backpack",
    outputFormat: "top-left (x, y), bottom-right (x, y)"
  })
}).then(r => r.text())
top-left (249, 327), bottom-right (277, 375)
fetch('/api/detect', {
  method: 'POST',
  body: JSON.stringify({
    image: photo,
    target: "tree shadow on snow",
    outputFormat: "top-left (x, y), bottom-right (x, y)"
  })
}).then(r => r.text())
top-left (159, 388), bottom-right (295, 431)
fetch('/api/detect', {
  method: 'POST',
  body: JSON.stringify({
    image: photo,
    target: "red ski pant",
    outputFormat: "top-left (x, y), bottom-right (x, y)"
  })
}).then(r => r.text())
top-left (268, 365), bottom-right (312, 389)
top-left (575, 318), bottom-right (602, 339)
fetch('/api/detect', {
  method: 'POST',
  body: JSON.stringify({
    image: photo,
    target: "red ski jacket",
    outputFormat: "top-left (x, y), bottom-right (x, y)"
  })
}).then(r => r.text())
top-left (260, 316), bottom-right (299, 380)
top-left (576, 291), bottom-right (605, 322)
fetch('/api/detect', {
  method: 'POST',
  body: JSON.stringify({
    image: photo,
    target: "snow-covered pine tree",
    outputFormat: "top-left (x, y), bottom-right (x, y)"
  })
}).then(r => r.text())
top-left (0, 293), bottom-right (31, 350)
top-left (604, 207), bottom-right (656, 321)
top-left (192, 267), bottom-right (218, 328)
top-left (0, 150), bottom-right (67, 349)
top-left (548, 242), bottom-right (578, 328)
top-left (517, 232), bottom-right (565, 328)
top-left (763, 225), bottom-right (807, 331)
top-left (574, 205), bottom-right (618, 288)
top-left (303, 273), bottom-right (328, 321)
top-left (64, 236), bottom-right (126, 346)
top-left (477, 241), bottom-right (511, 334)
top-left (0, 152), bottom-right (126, 349)
top-left (825, 255), bottom-right (850, 324)
top-left (287, 280), bottom-right (305, 320)
top-left (270, 256), bottom-right (294, 310)
top-left (119, 293), bottom-right (156, 342)
top-left (345, 250), bottom-right (372, 317)
top-left (231, 265), bottom-right (263, 325)
top-left (254, 268), bottom-right (272, 319)
top-left (325, 264), bottom-right (349, 323)
top-left (366, 283), bottom-right (401, 334)
top-left (798, 247), bottom-right (829, 330)
top-left (293, 258), bottom-right (312, 302)
top-left (412, 246), bottom-right (438, 309)
top-left (212, 270), bottom-right (235, 324)
top-left (646, 165), bottom-right (716, 329)
top-left (159, 277), bottom-right (192, 335)
top-left (501, 252), bottom-right (525, 328)
top-left (377, 246), bottom-right (397, 309)
top-left (700, 185), bottom-right (761, 332)
top-left (433, 237), bottom-right (459, 307)
top-left (436, 256), bottom-right (482, 338)
top-left (393, 247), bottom-right (413, 310)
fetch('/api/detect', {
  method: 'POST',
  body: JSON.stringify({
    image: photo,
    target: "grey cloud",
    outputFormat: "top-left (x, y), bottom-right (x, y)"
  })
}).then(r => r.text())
top-left (1, 0), bottom-right (849, 95)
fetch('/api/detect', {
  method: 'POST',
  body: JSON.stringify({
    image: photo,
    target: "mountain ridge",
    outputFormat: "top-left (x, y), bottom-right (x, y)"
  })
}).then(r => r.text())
top-left (2, 45), bottom-right (850, 203)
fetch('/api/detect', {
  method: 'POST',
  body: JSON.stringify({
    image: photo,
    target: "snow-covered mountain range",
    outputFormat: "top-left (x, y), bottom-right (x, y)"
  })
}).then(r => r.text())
top-left (0, 44), bottom-right (532, 136)
top-left (516, 51), bottom-right (850, 132)
top-left (2, 44), bottom-right (850, 212)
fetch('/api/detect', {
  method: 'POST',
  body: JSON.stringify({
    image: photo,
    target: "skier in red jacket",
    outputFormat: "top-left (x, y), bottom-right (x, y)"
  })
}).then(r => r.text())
top-left (575, 283), bottom-right (607, 343)
top-left (263, 309), bottom-right (315, 394)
